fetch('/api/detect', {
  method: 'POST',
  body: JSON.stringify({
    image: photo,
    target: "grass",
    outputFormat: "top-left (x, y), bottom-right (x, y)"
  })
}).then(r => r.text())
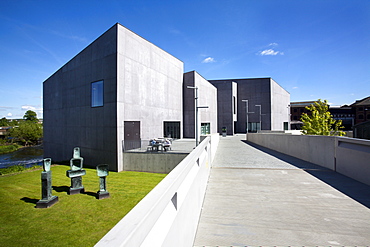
top-left (0, 144), bottom-right (21, 154)
top-left (0, 165), bottom-right (166, 247)
top-left (0, 164), bottom-right (42, 175)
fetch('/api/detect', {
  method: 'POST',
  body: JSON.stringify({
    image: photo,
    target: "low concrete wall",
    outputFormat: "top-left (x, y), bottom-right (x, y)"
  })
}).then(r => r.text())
top-left (95, 133), bottom-right (219, 247)
top-left (336, 138), bottom-right (370, 186)
top-left (123, 152), bottom-right (188, 173)
top-left (247, 133), bottom-right (370, 186)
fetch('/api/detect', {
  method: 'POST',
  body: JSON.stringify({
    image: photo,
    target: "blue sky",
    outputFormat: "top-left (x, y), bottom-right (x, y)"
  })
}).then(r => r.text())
top-left (1, 0), bottom-right (369, 119)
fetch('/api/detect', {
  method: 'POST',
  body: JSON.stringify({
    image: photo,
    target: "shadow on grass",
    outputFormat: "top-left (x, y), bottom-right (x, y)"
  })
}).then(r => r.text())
top-left (52, 185), bottom-right (69, 193)
top-left (21, 197), bottom-right (38, 205)
top-left (52, 185), bottom-right (97, 198)
top-left (82, 190), bottom-right (98, 198)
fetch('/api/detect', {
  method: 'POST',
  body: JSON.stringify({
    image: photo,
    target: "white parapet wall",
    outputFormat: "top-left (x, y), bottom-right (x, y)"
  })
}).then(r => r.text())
top-left (95, 133), bottom-right (220, 247)
top-left (247, 133), bottom-right (370, 186)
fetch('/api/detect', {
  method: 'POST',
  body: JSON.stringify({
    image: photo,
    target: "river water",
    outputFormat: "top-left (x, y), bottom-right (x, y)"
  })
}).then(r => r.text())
top-left (0, 145), bottom-right (44, 168)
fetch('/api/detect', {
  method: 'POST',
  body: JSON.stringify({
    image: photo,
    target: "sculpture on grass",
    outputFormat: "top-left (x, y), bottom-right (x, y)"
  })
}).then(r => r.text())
top-left (66, 147), bottom-right (86, 195)
top-left (36, 158), bottom-right (59, 208)
top-left (96, 164), bottom-right (110, 199)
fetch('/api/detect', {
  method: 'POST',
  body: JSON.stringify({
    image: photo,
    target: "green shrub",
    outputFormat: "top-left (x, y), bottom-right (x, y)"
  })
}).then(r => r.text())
top-left (0, 144), bottom-right (21, 154)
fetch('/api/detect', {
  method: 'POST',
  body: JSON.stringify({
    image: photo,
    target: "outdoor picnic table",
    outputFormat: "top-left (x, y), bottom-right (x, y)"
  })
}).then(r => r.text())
top-left (148, 138), bottom-right (172, 152)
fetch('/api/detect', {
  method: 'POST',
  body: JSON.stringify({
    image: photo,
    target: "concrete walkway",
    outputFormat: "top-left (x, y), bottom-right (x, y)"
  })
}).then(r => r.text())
top-left (194, 135), bottom-right (370, 246)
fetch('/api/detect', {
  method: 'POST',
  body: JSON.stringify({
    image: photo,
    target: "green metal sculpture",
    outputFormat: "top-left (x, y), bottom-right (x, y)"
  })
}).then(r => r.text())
top-left (66, 147), bottom-right (86, 195)
top-left (36, 158), bottom-right (59, 208)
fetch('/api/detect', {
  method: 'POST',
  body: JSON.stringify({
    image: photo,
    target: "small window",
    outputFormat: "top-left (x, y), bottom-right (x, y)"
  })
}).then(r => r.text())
top-left (201, 123), bottom-right (210, 135)
top-left (91, 80), bottom-right (103, 107)
top-left (233, 96), bottom-right (236, 114)
top-left (359, 114), bottom-right (364, 119)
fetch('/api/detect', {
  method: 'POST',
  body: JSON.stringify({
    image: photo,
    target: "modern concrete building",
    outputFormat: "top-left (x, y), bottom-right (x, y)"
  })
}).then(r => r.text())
top-left (43, 23), bottom-right (184, 171)
top-left (209, 78), bottom-right (290, 134)
top-left (43, 23), bottom-right (291, 171)
top-left (183, 71), bottom-right (218, 139)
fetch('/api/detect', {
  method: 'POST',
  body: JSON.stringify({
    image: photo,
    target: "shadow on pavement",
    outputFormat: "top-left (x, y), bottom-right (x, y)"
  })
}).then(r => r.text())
top-left (242, 140), bottom-right (328, 170)
top-left (242, 140), bottom-right (370, 209)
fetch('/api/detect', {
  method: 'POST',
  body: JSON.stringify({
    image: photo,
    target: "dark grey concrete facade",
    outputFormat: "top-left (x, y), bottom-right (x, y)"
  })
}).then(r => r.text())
top-left (209, 78), bottom-right (290, 133)
top-left (208, 80), bottom-right (237, 135)
top-left (43, 23), bottom-right (183, 171)
top-left (43, 24), bottom-right (119, 170)
top-left (183, 71), bottom-right (218, 138)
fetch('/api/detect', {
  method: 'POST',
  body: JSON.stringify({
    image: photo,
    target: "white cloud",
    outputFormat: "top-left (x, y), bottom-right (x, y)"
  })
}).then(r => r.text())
top-left (22, 105), bottom-right (36, 111)
top-left (7, 113), bottom-right (12, 117)
top-left (259, 49), bottom-right (284, 56)
top-left (269, 42), bottom-right (278, 46)
top-left (292, 86), bottom-right (298, 89)
top-left (202, 57), bottom-right (216, 63)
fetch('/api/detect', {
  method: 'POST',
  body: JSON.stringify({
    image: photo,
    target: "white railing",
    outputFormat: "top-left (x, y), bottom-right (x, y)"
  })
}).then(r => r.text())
top-left (95, 133), bottom-right (219, 247)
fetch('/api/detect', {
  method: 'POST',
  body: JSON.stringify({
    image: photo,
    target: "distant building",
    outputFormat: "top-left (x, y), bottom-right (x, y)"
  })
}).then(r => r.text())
top-left (351, 96), bottom-right (370, 125)
top-left (290, 101), bottom-right (355, 131)
top-left (329, 105), bottom-right (354, 130)
top-left (353, 121), bottom-right (370, 140)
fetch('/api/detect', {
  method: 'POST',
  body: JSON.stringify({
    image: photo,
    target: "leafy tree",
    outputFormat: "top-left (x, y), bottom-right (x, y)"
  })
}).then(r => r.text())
top-left (9, 119), bottom-right (19, 126)
top-left (0, 117), bottom-right (10, 126)
top-left (301, 99), bottom-right (345, 136)
top-left (23, 110), bottom-right (38, 123)
top-left (8, 120), bottom-right (43, 146)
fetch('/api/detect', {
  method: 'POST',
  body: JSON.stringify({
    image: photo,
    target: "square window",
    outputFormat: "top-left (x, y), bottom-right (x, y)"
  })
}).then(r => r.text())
top-left (91, 80), bottom-right (103, 107)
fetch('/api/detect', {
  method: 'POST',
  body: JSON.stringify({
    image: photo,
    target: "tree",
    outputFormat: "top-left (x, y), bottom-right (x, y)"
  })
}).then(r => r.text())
top-left (301, 99), bottom-right (345, 136)
top-left (0, 117), bottom-right (10, 126)
top-left (8, 121), bottom-right (43, 146)
top-left (23, 110), bottom-right (38, 123)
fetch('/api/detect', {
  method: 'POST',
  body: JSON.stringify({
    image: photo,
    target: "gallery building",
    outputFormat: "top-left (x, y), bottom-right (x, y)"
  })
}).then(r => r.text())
top-left (43, 23), bottom-right (290, 171)
top-left (209, 78), bottom-right (291, 135)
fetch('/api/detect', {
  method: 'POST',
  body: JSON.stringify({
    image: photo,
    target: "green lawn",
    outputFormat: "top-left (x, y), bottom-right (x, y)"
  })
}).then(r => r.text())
top-left (0, 165), bottom-right (166, 247)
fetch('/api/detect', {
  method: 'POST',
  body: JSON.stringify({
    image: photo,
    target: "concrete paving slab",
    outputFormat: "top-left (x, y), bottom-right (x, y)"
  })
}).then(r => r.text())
top-left (194, 135), bottom-right (370, 246)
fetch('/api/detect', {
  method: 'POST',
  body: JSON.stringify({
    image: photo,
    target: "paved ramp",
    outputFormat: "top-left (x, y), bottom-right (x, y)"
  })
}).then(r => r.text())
top-left (194, 135), bottom-right (370, 246)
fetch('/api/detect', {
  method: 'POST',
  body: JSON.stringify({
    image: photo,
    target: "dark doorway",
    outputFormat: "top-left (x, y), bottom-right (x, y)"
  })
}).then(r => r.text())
top-left (124, 121), bottom-right (141, 150)
top-left (164, 122), bottom-right (181, 139)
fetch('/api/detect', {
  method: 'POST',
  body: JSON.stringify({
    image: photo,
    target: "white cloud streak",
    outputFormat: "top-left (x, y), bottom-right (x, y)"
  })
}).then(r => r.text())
top-left (259, 49), bottom-right (284, 56)
top-left (21, 105), bottom-right (36, 111)
top-left (202, 57), bottom-right (216, 63)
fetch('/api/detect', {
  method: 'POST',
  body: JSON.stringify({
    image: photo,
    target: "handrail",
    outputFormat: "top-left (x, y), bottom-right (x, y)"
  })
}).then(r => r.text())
top-left (95, 134), bottom-right (219, 247)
